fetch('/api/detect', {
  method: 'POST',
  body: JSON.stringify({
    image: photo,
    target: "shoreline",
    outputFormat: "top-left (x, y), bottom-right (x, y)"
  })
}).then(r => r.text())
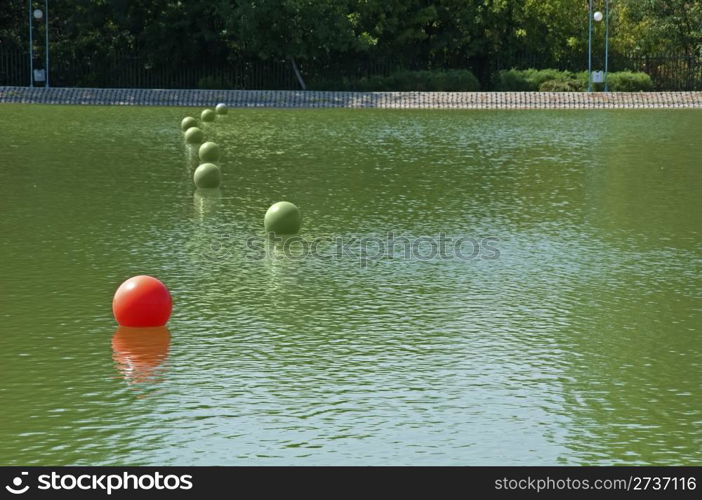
top-left (1, 86), bottom-right (701, 109)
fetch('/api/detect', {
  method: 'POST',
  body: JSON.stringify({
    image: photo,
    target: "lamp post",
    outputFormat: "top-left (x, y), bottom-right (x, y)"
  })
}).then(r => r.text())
top-left (604, 0), bottom-right (609, 92)
top-left (588, 1), bottom-right (610, 92)
top-left (28, 1), bottom-right (33, 87)
top-left (588, 0), bottom-right (592, 92)
top-left (27, 0), bottom-right (50, 87)
top-left (44, 0), bottom-right (49, 87)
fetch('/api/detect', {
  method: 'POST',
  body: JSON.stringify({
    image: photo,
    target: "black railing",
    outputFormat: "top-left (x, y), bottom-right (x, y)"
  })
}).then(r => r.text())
top-left (49, 52), bottom-right (298, 90)
top-left (0, 47), bottom-right (297, 90)
top-left (0, 46), bottom-right (30, 86)
top-left (1, 47), bottom-right (700, 91)
top-left (625, 53), bottom-right (702, 91)
top-left (498, 50), bottom-right (702, 91)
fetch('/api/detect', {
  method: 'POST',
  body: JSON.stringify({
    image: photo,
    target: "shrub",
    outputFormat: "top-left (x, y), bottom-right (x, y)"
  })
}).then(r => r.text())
top-left (539, 79), bottom-right (584, 92)
top-left (493, 68), bottom-right (653, 92)
top-left (492, 69), bottom-right (531, 91)
top-left (380, 69), bottom-right (479, 91)
top-left (571, 70), bottom-right (653, 91)
top-left (438, 69), bottom-right (481, 91)
top-left (311, 69), bottom-right (480, 91)
top-left (604, 71), bottom-right (654, 91)
top-left (493, 68), bottom-right (576, 91)
top-left (197, 75), bottom-right (230, 89)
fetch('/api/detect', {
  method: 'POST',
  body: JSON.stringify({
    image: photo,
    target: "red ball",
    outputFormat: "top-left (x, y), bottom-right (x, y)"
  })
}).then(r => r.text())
top-left (112, 275), bottom-right (172, 327)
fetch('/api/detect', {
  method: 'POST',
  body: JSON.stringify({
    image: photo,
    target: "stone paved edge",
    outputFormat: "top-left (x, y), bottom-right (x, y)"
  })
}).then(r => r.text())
top-left (1, 87), bottom-right (701, 109)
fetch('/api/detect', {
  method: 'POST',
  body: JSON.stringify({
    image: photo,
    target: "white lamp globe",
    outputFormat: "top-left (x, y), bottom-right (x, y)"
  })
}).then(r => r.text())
top-left (33, 9), bottom-right (43, 20)
top-left (593, 11), bottom-right (603, 22)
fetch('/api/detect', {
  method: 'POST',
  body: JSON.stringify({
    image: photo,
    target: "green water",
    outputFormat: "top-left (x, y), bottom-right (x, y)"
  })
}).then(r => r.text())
top-left (0, 104), bottom-right (700, 465)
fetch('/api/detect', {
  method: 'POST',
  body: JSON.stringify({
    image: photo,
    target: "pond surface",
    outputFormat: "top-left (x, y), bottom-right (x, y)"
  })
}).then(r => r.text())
top-left (0, 105), bottom-right (700, 465)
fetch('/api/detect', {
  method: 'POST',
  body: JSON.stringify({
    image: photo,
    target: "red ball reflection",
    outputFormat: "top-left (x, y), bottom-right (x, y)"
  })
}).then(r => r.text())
top-left (112, 326), bottom-right (171, 384)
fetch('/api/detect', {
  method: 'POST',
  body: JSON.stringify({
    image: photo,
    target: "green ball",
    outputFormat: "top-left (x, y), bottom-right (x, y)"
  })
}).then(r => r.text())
top-left (201, 109), bottom-right (216, 122)
top-left (215, 103), bottom-right (228, 115)
top-left (181, 116), bottom-right (197, 131)
top-left (264, 201), bottom-right (302, 235)
top-left (184, 127), bottom-right (204, 144)
top-left (193, 163), bottom-right (221, 188)
top-left (198, 142), bottom-right (220, 163)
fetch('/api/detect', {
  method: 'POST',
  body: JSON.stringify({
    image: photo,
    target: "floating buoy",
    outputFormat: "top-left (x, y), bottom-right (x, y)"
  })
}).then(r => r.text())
top-left (184, 127), bottom-right (204, 144)
top-left (201, 109), bottom-right (216, 122)
top-left (198, 141), bottom-right (220, 163)
top-left (215, 103), bottom-right (228, 115)
top-left (264, 201), bottom-right (302, 234)
top-left (181, 116), bottom-right (197, 131)
top-left (112, 275), bottom-right (172, 327)
top-left (194, 163), bottom-right (221, 188)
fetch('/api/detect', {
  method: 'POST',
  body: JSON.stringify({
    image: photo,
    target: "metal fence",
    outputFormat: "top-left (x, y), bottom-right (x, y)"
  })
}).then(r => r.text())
top-left (624, 53), bottom-right (702, 91)
top-left (58, 54), bottom-right (297, 90)
top-left (499, 50), bottom-right (702, 91)
top-left (1, 46), bottom-right (700, 91)
top-left (1, 47), bottom-right (298, 90)
top-left (0, 47), bottom-right (29, 87)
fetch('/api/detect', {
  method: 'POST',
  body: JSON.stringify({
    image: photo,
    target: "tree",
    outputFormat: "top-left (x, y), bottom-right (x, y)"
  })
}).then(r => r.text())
top-left (231, 0), bottom-right (366, 87)
top-left (614, 0), bottom-right (702, 55)
top-left (1, 0), bottom-right (700, 88)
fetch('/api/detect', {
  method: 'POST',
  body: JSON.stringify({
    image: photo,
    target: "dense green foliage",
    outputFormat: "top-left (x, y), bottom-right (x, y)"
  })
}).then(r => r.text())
top-left (0, 1), bottom-right (700, 89)
top-left (494, 68), bottom-right (654, 92)
top-left (604, 71), bottom-right (655, 91)
top-left (312, 69), bottom-right (481, 91)
top-left (538, 79), bottom-right (584, 92)
top-left (494, 69), bottom-right (577, 92)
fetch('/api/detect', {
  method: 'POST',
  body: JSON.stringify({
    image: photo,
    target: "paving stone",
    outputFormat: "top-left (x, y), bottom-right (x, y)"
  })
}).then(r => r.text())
top-left (1, 87), bottom-right (700, 109)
